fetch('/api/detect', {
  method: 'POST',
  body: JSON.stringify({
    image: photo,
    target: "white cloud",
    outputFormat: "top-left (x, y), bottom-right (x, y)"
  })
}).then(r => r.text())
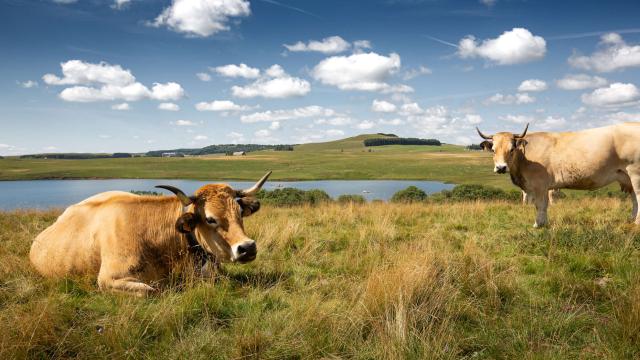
top-left (355, 120), bottom-right (375, 130)
top-left (43, 60), bottom-right (135, 86)
top-left (284, 36), bottom-right (351, 54)
top-left (312, 52), bottom-right (402, 91)
top-left (353, 40), bottom-right (372, 51)
top-left (19, 80), bottom-right (38, 88)
top-left (399, 102), bottom-right (424, 116)
top-left (111, 102), bottom-right (130, 110)
top-left (231, 65), bottom-right (310, 99)
top-left (269, 121), bottom-right (281, 130)
top-left (484, 92), bottom-right (536, 105)
top-left (196, 72), bottom-right (211, 82)
top-left (52, 0), bottom-right (77, 4)
top-left (158, 102), bottom-right (180, 111)
top-left (403, 66), bottom-right (432, 80)
top-left (458, 28), bottom-right (546, 65)
top-left (568, 33), bottom-right (640, 72)
top-left (500, 114), bottom-right (534, 124)
top-left (151, 0), bottom-right (251, 37)
top-left (195, 100), bottom-right (250, 111)
top-left (518, 79), bottom-right (547, 92)
top-left (378, 118), bottom-right (404, 126)
top-left (404, 105), bottom-right (484, 142)
top-left (45, 60), bottom-right (184, 103)
top-left (314, 116), bottom-right (353, 126)
top-left (241, 105), bottom-right (336, 123)
top-left (150, 82), bottom-right (184, 101)
top-left (194, 135), bottom-right (208, 141)
top-left (371, 99), bottom-right (397, 113)
top-left (480, 0), bottom-right (497, 7)
top-left (174, 120), bottom-right (196, 126)
top-left (212, 63), bottom-right (260, 79)
top-left (556, 74), bottom-right (608, 90)
top-left (227, 131), bottom-right (245, 144)
top-left (113, 0), bottom-right (131, 9)
top-left (581, 83), bottom-right (640, 107)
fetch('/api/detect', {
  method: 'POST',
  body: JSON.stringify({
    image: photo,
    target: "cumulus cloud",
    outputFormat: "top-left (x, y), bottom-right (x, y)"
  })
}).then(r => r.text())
top-left (196, 72), bottom-right (211, 82)
top-left (194, 135), bottom-right (208, 141)
top-left (227, 131), bottom-right (245, 144)
top-left (195, 100), bottom-right (250, 111)
top-left (269, 121), bottom-right (281, 130)
top-left (174, 120), bottom-right (196, 126)
top-left (371, 99), bottom-right (397, 113)
top-left (151, 0), bottom-right (251, 37)
top-left (458, 28), bottom-right (546, 65)
top-left (403, 66), bottom-right (432, 80)
top-left (158, 102), bottom-right (180, 111)
top-left (403, 105), bottom-right (484, 143)
top-left (556, 74), bottom-right (608, 90)
top-left (355, 120), bottom-right (375, 130)
top-left (378, 118), bottom-right (404, 126)
top-left (231, 65), bottom-right (310, 99)
top-left (484, 92), bottom-right (536, 105)
top-left (44, 60), bottom-right (184, 103)
top-left (312, 52), bottom-right (404, 92)
top-left (500, 114), bottom-right (534, 124)
top-left (568, 33), bottom-right (640, 72)
top-left (518, 79), bottom-right (547, 92)
top-left (284, 36), bottom-right (351, 54)
top-left (241, 105), bottom-right (336, 123)
top-left (212, 63), bottom-right (260, 79)
top-left (314, 116), bottom-right (353, 126)
top-left (480, 0), bottom-right (497, 7)
top-left (111, 103), bottom-right (130, 110)
top-left (581, 83), bottom-right (640, 107)
top-left (18, 80), bottom-right (38, 88)
top-left (112, 0), bottom-right (131, 9)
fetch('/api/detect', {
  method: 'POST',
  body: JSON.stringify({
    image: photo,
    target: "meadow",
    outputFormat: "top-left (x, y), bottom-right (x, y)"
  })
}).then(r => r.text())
top-left (1, 198), bottom-right (639, 359)
top-left (0, 135), bottom-right (515, 189)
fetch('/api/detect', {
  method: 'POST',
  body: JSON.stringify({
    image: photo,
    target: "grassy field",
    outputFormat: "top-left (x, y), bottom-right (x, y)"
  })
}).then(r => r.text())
top-left (0, 135), bottom-right (515, 189)
top-left (1, 199), bottom-right (639, 359)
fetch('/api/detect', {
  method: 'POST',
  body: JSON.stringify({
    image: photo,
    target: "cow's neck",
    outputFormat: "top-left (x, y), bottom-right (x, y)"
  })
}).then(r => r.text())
top-left (507, 150), bottom-right (527, 190)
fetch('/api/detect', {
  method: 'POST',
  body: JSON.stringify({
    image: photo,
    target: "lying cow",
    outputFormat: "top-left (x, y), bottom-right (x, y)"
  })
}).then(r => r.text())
top-left (477, 123), bottom-right (640, 227)
top-left (30, 172), bottom-right (272, 294)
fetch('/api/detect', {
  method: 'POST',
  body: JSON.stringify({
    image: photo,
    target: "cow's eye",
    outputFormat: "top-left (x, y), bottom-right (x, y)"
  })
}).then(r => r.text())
top-left (205, 217), bottom-right (217, 225)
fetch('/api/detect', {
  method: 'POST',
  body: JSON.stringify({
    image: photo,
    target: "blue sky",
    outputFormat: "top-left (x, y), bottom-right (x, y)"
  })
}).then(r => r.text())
top-left (2, 0), bottom-right (640, 155)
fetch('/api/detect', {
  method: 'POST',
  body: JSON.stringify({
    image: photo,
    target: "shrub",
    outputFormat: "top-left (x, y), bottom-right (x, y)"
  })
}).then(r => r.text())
top-left (430, 184), bottom-right (520, 202)
top-left (390, 186), bottom-right (428, 203)
top-left (257, 188), bottom-right (332, 206)
top-left (337, 194), bottom-right (367, 204)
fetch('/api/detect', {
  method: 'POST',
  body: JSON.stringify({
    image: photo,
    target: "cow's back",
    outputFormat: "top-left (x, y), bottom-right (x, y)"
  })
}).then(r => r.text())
top-left (29, 191), bottom-right (131, 277)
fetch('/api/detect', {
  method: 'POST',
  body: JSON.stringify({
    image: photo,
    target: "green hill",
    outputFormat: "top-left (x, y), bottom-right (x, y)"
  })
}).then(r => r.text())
top-left (294, 133), bottom-right (398, 152)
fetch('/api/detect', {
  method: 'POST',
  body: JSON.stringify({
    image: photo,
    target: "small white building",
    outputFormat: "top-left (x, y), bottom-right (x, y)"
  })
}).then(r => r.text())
top-left (232, 151), bottom-right (246, 156)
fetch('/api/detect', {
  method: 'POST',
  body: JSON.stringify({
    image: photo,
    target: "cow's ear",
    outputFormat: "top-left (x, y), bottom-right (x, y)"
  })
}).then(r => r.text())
top-left (237, 198), bottom-right (261, 217)
top-left (516, 138), bottom-right (528, 150)
top-left (175, 212), bottom-right (198, 233)
top-left (480, 140), bottom-right (493, 152)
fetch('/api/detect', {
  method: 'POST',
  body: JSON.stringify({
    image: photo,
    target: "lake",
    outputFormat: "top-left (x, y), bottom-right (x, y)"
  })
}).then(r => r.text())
top-left (0, 179), bottom-right (454, 210)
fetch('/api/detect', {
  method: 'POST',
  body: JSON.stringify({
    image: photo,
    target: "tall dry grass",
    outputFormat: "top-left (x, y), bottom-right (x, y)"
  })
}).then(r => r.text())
top-left (0, 199), bottom-right (639, 358)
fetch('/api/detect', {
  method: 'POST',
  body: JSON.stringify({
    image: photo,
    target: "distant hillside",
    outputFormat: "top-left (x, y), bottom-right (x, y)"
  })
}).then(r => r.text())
top-left (146, 144), bottom-right (293, 157)
top-left (294, 133), bottom-right (398, 152)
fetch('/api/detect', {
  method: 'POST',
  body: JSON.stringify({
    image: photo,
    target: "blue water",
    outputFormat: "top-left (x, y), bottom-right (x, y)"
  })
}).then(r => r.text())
top-left (0, 179), bottom-right (453, 210)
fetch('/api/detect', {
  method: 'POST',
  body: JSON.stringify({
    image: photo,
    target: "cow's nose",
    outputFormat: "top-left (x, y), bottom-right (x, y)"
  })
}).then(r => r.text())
top-left (234, 240), bottom-right (257, 263)
top-left (495, 165), bottom-right (508, 174)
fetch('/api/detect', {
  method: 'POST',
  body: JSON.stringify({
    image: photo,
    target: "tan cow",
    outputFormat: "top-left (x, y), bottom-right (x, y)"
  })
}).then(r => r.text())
top-left (477, 123), bottom-right (640, 227)
top-left (30, 172), bottom-right (272, 294)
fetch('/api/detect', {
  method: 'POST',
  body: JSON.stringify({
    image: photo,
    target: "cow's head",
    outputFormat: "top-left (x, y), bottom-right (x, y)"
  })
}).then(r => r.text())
top-left (156, 171), bottom-right (271, 263)
top-left (476, 124), bottom-right (529, 174)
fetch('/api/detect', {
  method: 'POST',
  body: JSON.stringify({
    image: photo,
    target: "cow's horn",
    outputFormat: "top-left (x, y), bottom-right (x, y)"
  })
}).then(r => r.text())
top-left (515, 123), bottom-right (529, 138)
top-left (237, 171), bottom-right (272, 197)
top-left (156, 185), bottom-right (194, 206)
top-left (476, 127), bottom-right (493, 139)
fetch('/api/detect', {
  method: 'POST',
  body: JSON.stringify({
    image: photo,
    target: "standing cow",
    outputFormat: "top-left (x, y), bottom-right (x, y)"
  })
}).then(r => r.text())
top-left (30, 172), bottom-right (272, 294)
top-left (477, 123), bottom-right (640, 227)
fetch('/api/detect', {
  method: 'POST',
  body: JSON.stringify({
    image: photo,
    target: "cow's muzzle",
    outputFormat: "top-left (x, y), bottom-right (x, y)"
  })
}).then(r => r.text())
top-left (233, 240), bottom-right (257, 263)
top-left (494, 165), bottom-right (508, 174)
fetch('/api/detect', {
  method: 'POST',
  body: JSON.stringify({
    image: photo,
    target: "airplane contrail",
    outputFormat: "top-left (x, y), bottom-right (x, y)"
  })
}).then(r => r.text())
top-left (259, 0), bottom-right (322, 20)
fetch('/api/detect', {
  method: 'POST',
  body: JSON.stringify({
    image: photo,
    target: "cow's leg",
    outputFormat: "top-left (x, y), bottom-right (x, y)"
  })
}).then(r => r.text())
top-left (98, 276), bottom-right (156, 296)
top-left (548, 189), bottom-right (555, 206)
top-left (532, 189), bottom-right (549, 228)
top-left (522, 191), bottom-right (528, 205)
top-left (627, 166), bottom-right (640, 225)
top-left (617, 172), bottom-right (637, 221)
top-left (97, 258), bottom-right (156, 296)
